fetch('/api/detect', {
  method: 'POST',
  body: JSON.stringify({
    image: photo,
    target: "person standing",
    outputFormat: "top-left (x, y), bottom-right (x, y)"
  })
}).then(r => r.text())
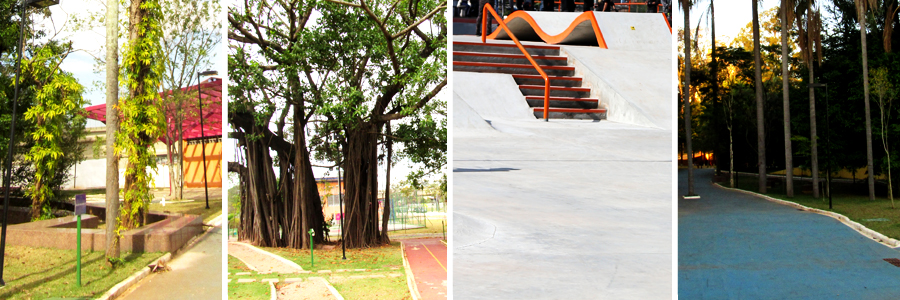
top-left (475, 0), bottom-right (493, 36)
top-left (560, 0), bottom-right (575, 11)
top-left (599, 0), bottom-right (616, 12)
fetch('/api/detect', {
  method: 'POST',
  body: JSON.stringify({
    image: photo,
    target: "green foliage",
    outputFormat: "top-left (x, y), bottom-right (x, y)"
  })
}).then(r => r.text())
top-left (21, 45), bottom-right (86, 220)
top-left (118, 0), bottom-right (166, 228)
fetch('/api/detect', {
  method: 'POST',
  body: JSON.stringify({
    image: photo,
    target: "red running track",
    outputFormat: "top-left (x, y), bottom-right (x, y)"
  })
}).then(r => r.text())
top-left (403, 238), bottom-right (447, 299)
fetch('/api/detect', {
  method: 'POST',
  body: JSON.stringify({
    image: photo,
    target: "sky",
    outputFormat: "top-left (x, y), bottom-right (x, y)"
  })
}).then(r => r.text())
top-left (674, 0), bottom-right (781, 45)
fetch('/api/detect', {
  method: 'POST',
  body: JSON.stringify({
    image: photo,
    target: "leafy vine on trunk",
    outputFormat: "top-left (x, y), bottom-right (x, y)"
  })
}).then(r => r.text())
top-left (118, 0), bottom-right (165, 230)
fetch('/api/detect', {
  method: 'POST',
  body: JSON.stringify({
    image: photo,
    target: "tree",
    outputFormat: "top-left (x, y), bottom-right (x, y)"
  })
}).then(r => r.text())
top-left (857, 0), bottom-right (876, 201)
top-left (158, 0), bottom-right (221, 200)
top-left (21, 45), bottom-right (87, 220)
top-left (792, 1), bottom-right (823, 198)
top-left (104, 0), bottom-right (121, 261)
top-left (681, 0), bottom-right (696, 196)
top-left (781, 0), bottom-right (794, 197)
top-left (871, 67), bottom-right (894, 208)
top-left (118, 0), bottom-right (165, 229)
top-left (754, 0), bottom-right (767, 193)
top-left (229, 0), bottom-right (447, 249)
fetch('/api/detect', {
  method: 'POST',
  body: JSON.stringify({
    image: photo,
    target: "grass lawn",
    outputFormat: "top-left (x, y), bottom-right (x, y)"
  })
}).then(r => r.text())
top-left (723, 173), bottom-right (900, 240)
top-left (228, 280), bottom-right (270, 300)
top-left (388, 217), bottom-right (447, 238)
top-left (149, 197), bottom-right (223, 223)
top-left (230, 242), bottom-right (410, 299)
top-left (0, 246), bottom-right (161, 300)
top-left (264, 242), bottom-right (404, 272)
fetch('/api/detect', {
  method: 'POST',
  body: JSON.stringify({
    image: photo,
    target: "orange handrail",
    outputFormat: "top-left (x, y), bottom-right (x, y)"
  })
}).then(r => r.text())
top-left (482, 4), bottom-right (551, 121)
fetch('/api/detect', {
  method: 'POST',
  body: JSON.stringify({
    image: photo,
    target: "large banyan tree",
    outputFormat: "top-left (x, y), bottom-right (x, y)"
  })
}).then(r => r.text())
top-left (228, 0), bottom-right (447, 249)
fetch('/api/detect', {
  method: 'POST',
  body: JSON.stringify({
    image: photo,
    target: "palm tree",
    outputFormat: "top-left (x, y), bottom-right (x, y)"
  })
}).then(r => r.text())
top-left (792, 1), bottom-right (823, 199)
top-left (105, 0), bottom-right (120, 261)
top-left (681, 0), bottom-right (697, 196)
top-left (754, 0), bottom-right (766, 193)
top-left (780, 0), bottom-right (794, 197)
top-left (857, 0), bottom-right (876, 201)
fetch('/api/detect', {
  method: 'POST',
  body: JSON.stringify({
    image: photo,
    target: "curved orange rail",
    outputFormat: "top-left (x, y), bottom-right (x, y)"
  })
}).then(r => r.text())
top-left (481, 4), bottom-right (552, 121)
top-left (486, 11), bottom-right (608, 48)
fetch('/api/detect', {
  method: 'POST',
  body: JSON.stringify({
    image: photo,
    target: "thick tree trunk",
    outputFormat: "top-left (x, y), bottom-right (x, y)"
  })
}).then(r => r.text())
top-left (754, 0), bottom-right (767, 193)
top-left (682, 0), bottom-right (695, 196)
top-left (859, 2), bottom-right (876, 201)
top-left (781, 0), bottom-right (793, 197)
top-left (105, 0), bottom-right (120, 260)
top-left (343, 121), bottom-right (387, 248)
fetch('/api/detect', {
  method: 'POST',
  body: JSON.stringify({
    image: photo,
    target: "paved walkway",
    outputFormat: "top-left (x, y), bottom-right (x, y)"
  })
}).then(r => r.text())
top-left (121, 223), bottom-right (222, 300)
top-left (402, 238), bottom-right (447, 299)
top-left (679, 169), bottom-right (900, 299)
top-left (228, 242), bottom-right (305, 273)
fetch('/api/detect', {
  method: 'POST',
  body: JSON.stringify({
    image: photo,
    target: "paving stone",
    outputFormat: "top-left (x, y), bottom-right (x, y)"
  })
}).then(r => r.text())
top-left (318, 270), bottom-right (332, 273)
top-left (237, 278), bottom-right (256, 283)
top-left (261, 278), bottom-right (279, 283)
top-left (235, 272), bottom-right (251, 276)
top-left (284, 278), bottom-right (302, 283)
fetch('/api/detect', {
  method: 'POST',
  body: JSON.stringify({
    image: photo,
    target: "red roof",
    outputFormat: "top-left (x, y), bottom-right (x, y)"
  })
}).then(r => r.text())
top-left (84, 78), bottom-right (223, 144)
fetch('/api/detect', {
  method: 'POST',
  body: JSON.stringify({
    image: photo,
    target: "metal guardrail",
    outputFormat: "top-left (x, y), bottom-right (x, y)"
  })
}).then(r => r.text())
top-left (481, 4), bottom-right (552, 121)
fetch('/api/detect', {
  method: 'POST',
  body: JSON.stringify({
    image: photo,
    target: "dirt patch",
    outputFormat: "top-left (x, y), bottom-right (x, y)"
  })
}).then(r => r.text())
top-left (277, 278), bottom-right (337, 300)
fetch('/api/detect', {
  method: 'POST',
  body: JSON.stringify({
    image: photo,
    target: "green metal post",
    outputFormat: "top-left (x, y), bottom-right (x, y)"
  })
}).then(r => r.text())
top-left (308, 228), bottom-right (315, 267)
top-left (76, 214), bottom-right (81, 286)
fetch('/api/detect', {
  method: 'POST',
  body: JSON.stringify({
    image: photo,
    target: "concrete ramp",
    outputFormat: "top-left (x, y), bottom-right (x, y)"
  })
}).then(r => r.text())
top-left (487, 11), bottom-right (671, 50)
top-left (453, 72), bottom-right (534, 121)
top-left (453, 92), bottom-right (495, 131)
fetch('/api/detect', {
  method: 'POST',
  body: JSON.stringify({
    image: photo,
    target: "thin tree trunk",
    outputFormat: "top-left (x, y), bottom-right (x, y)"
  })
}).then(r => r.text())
top-left (682, 0), bottom-right (695, 196)
top-left (711, 0), bottom-right (722, 176)
top-left (754, 0), bottom-right (767, 193)
top-left (809, 16), bottom-right (820, 198)
top-left (105, 0), bottom-right (120, 260)
top-left (381, 121), bottom-right (392, 242)
top-left (781, 0), bottom-right (793, 197)
top-left (859, 2), bottom-right (876, 201)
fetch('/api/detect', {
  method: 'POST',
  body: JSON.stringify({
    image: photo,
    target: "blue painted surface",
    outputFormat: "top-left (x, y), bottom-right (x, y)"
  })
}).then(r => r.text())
top-left (679, 169), bottom-right (900, 299)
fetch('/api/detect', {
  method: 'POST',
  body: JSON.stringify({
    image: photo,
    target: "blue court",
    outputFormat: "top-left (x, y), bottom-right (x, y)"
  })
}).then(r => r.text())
top-left (679, 169), bottom-right (900, 299)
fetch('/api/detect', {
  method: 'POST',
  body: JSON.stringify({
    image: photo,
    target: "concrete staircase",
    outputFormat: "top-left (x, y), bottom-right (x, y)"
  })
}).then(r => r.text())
top-left (453, 41), bottom-right (606, 120)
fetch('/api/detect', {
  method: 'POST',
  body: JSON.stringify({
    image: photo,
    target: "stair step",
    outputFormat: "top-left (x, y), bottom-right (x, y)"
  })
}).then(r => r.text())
top-left (454, 51), bottom-right (570, 66)
top-left (532, 107), bottom-right (607, 120)
top-left (525, 96), bottom-right (599, 109)
top-left (512, 74), bottom-right (583, 87)
top-left (453, 41), bottom-right (561, 56)
top-left (519, 84), bottom-right (591, 97)
top-left (453, 61), bottom-right (575, 76)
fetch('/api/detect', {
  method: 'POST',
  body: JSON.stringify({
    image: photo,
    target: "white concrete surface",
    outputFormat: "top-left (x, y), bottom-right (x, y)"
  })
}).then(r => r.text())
top-left (453, 68), bottom-right (672, 299)
top-left (562, 45), bottom-right (671, 129)
top-left (592, 12), bottom-right (671, 51)
top-left (67, 158), bottom-right (172, 189)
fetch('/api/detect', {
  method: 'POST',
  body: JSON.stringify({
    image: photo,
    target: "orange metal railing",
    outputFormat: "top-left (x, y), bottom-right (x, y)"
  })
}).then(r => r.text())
top-left (482, 4), bottom-right (551, 121)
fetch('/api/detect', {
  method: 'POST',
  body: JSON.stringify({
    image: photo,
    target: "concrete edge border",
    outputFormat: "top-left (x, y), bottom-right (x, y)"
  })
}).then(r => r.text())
top-left (96, 252), bottom-right (172, 300)
top-left (230, 249), bottom-right (260, 272)
top-left (311, 276), bottom-right (345, 300)
top-left (400, 241), bottom-right (422, 300)
top-left (232, 241), bottom-right (306, 272)
top-left (99, 214), bottom-right (222, 300)
top-left (269, 281), bottom-right (277, 300)
top-left (712, 182), bottom-right (900, 248)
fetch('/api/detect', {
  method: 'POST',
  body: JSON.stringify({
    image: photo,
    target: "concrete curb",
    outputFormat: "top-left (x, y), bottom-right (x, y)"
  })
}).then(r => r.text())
top-left (100, 214), bottom-right (222, 300)
top-left (713, 182), bottom-right (900, 248)
top-left (400, 241), bottom-right (422, 300)
top-left (231, 241), bottom-right (306, 272)
top-left (269, 281), bottom-right (277, 300)
top-left (311, 277), bottom-right (345, 300)
top-left (96, 252), bottom-right (172, 300)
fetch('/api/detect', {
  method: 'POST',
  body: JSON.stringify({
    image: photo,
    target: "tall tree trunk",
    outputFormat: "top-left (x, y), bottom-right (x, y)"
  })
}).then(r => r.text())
top-left (809, 15), bottom-right (820, 199)
top-left (381, 121), bottom-right (392, 242)
top-left (711, 0), bottom-right (722, 176)
top-left (343, 121), bottom-right (385, 248)
top-left (781, 0), bottom-right (794, 197)
top-left (105, 0), bottom-right (120, 260)
top-left (682, 0), bottom-right (695, 196)
top-left (754, 0), bottom-right (767, 193)
top-left (175, 110), bottom-right (184, 199)
top-left (859, 2), bottom-right (876, 201)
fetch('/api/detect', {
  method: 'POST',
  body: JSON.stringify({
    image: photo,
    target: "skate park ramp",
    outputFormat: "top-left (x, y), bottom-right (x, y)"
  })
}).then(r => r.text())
top-left (487, 11), bottom-right (671, 50)
top-left (453, 72), bottom-right (534, 122)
